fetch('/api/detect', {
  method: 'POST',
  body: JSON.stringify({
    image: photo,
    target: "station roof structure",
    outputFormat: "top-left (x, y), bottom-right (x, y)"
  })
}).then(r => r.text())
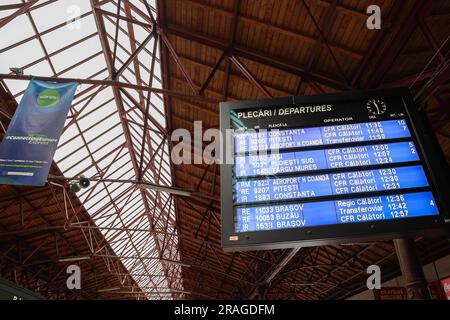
top-left (0, 0), bottom-right (449, 299)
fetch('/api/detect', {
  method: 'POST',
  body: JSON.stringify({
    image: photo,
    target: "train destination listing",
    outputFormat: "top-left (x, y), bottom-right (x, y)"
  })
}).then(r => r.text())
top-left (230, 101), bottom-right (441, 236)
top-left (235, 141), bottom-right (420, 177)
top-left (234, 120), bottom-right (411, 153)
top-left (235, 192), bottom-right (439, 232)
top-left (235, 165), bottom-right (429, 204)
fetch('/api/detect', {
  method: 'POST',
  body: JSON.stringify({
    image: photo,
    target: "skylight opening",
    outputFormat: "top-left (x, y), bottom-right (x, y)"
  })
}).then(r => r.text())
top-left (0, 0), bottom-right (182, 299)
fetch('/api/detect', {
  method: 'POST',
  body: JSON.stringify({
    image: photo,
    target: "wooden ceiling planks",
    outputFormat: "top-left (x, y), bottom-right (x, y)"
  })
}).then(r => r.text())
top-left (161, 0), bottom-right (450, 300)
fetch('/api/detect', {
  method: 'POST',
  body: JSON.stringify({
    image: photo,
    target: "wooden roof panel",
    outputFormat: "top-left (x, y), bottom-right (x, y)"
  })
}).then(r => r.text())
top-left (161, 0), bottom-right (450, 300)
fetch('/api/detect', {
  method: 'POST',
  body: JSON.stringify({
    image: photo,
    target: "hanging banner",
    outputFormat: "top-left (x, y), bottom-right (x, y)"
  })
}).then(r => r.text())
top-left (0, 80), bottom-right (77, 186)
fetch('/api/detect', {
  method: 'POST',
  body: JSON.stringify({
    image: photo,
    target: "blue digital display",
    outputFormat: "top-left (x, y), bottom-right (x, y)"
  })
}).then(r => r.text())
top-left (235, 141), bottom-right (420, 177)
top-left (235, 120), bottom-right (411, 153)
top-left (235, 165), bottom-right (429, 204)
top-left (232, 116), bottom-right (440, 234)
top-left (235, 191), bottom-right (439, 232)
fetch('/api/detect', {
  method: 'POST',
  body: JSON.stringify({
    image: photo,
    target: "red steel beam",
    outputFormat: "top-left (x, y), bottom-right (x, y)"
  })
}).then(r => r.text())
top-left (155, 0), bottom-right (186, 287)
top-left (163, 24), bottom-right (350, 91)
top-left (121, 2), bottom-right (149, 85)
top-left (296, 0), bottom-right (338, 94)
top-left (92, 0), bottom-right (183, 297)
top-left (0, 11), bottom-right (93, 54)
top-left (0, 73), bottom-right (218, 104)
top-left (0, 0), bottom-right (38, 29)
top-left (91, 0), bottom-right (165, 297)
top-left (19, 33), bottom-right (98, 73)
top-left (381, 70), bottom-right (438, 89)
top-left (120, 0), bottom-right (198, 96)
top-left (95, 8), bottom-right (152, 29)
top-left (138, 33), bottom-right (159, 179)
top-left (371, 0), bottom-right (432, 87)
top-left (199, 51), bottom-right (227, 96)
top-left (418, 16), bottom-right (447, 66)
top-left (416, 65), bottom-right (450, 101)
top-left (300, 0), bottom-right (348, 86)
top-left (110, 0), bottom-right (122, 72)
top-left (23, 4), bottom-right (57, 75)
top-left (247, 247), bottom-right (302, 299)
top-left (229, 55), bottom-right (272, 98)
top-left (121, 0), bottom-right (349, 93)
top-left (0, 4), bottom-right (23, 11)
top-left (160, 33), bottom-right (199, 95)
top-left (222, 0), bottom-right (240, 102)
top-left (351, 1), bottom-right (404, 88)
top-left (223, 61), bottom-right (231, 101)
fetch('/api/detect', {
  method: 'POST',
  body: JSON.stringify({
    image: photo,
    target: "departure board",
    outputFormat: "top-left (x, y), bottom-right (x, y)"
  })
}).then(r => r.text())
top-left (235, 165), bottom-right (429, 204)
top-left (220, 89), bottom-right (450, 251)
top-left (235, 119), bottom-right (411, 153)
top-left (236, 192), bottom-right (438, 232)
top-left (235, 141), bottom-right (420, 177)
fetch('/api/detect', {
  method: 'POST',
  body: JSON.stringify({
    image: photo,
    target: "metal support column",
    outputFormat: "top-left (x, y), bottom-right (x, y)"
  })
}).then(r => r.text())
top-left (393, 238), bottom-right (430, 300)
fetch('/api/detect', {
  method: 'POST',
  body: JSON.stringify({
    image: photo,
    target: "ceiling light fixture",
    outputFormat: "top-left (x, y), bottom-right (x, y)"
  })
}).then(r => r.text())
top-left (97, 287), bottom-right (121, 293)
top-left (58, 255), bottom-right (91, 262)
top-left (48, 175), bottom-right (192, 197)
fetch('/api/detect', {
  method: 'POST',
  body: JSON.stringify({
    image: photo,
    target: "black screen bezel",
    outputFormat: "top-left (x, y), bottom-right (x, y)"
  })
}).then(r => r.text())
top-left (220, 88), bottom-right (450, 252)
